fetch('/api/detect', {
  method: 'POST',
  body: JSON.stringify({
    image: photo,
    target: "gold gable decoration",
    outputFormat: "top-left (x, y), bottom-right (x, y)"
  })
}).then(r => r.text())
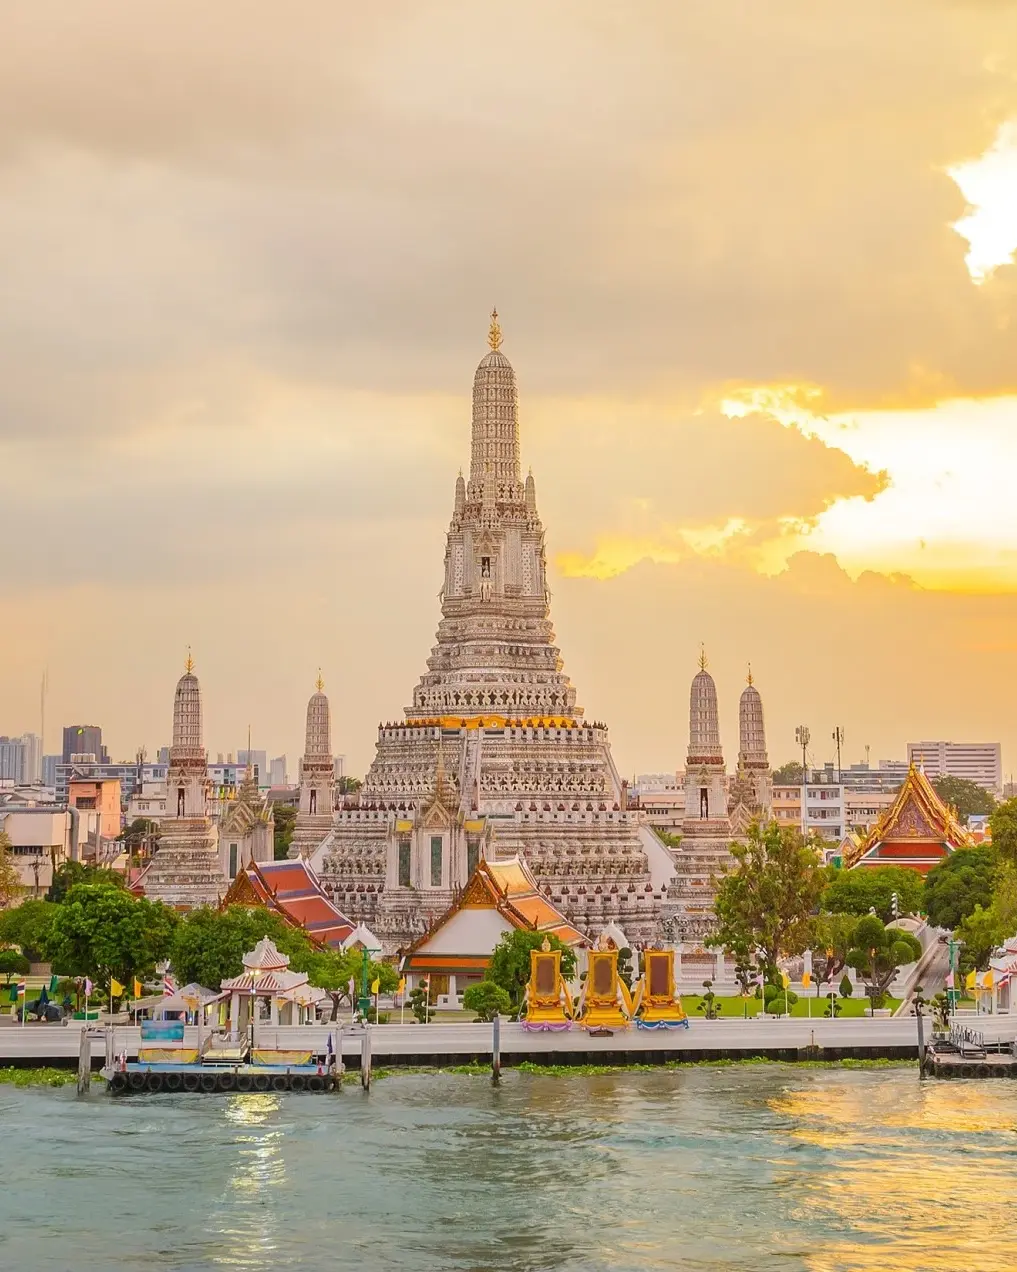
top-left (844, 763), bottom-right (973, 867)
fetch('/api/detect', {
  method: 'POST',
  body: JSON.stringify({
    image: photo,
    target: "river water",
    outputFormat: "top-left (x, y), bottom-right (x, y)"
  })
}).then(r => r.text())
top-left (1, 1065), bottom-right (1015, 1271)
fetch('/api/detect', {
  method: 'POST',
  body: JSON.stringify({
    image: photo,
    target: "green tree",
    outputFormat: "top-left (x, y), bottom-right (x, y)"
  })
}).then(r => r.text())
top-left (0, 949), bottom-right (30, 984)
top-left (923, 846), bottom-right (997, 930)
top-left (838, 973), bottom-right (853, 998)
top-left (462, 980), bottom-right (512, 1021)
top-left (0, 831), bottom-right (22, 909)
top-left (272, 804), bottom-right (297, 860)
top-left (710, 822), bottom-right (825, 980)
top-left (655, 830), bottom-right (682, 852)
top-left (989, 798), bottom-right (1017, 866)
top-left (304, 948), bottom-right (397, 1020)
top-left (0, 899), bottom-right (58, 962)
top-left (845, 915), bottom-right (922, 1010)
top-left (44, 884), bottom-right (178, 993)
top-left (408, 986), bottom-right (430, 1022)
top-left (170, 906), bottom-right (316, 989)
top-left (486, 929), bottom-right (578, 1011)
top-left (337, 776), bottom-right (363, 795)
top-left (47, 860), bottom-right (125, 903)
top-left (956, 903), bottom-right (1007, 970)
top-left (821, 865), bottom-right (924, 922)
top-left (931, 776), bottom-right (995, 824)
top-left (772, 762), bottom-right (804, 785)
top-left (810, 912), bottom-right (858, 986)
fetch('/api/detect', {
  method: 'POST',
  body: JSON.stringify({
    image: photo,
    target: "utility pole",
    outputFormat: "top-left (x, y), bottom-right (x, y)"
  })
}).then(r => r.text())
top-left (832, 727), bottom-right (845, 783)
top-left (795, 725), bottom-right (811, 837)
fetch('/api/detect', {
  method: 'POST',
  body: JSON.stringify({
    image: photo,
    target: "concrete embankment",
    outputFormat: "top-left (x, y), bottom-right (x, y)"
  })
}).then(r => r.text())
top-left (7, 1016), bottom-right (1008, 1070)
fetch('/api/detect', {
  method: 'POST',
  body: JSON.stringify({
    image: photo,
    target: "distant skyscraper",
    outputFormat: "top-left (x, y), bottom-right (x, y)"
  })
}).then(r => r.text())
top-left (62, 725), bottom-right (107, 764)
top-left (0, 733), bottom-right (43, 784)
top-left (269, 755), bottom-right (287, 787)
top-left (42, 755), bottom-right (59, 788)
top-left (19, 733), bottom-right (41, 783)
top-left (907, 741), bottom-right (1003, 796)
top-left (237, 750), bottom-right (268, 787)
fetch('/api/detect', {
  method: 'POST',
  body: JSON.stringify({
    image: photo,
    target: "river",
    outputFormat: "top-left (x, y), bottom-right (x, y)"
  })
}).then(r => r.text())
top-left (1, 1065), bottom-right (1015, 1271)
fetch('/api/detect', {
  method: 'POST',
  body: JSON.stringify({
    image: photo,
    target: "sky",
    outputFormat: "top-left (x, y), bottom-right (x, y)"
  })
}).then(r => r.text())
top-left (2, 1), bottom-right (1017, 780)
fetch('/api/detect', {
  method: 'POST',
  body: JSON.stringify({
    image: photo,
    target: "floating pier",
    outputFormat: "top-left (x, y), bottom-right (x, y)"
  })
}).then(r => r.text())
top-left (105, 1063), bottom-right (337, 1095)
top-left (923, 1026), bottom-right (1017, 1079)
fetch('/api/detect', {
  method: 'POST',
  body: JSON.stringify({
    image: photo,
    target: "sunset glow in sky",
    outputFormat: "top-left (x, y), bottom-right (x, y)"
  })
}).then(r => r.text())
top-left (3, 2), bottom-right (1017, 777)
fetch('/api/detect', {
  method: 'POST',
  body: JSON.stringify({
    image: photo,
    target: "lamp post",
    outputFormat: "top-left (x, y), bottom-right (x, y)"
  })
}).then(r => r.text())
top-left (249, 967), bottom-right (260, 1053)
top-left (358, 947), bottom-right (371, 1022)
top-left (796, 725), bottom-right (811, 837)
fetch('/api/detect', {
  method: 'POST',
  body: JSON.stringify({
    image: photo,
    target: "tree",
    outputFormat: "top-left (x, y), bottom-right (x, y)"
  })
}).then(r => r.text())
top-left (710, 822), bottom-right (826, 980)
top-left (956, 903), bottom-right (1007, 970)
top-left (655, 830), bottom-right (682, 852)
top-left (408, 986), bottom-right (430, 1022)
top-left (0, 899), bottom-right (58, 962)
top-left (772, 762), bottom-right (804, 785)
top-left (120, 818), bottom-right (160, 860)
top-left (0, 950), bottom-right (30, 984)
top-left (272, 804), bottom-right (297, 860)
top-left (989, 798), bottom-right (1017, 866)
top-left (462, 980), bottom-right (511, 1021)
top-left (810, 912), bottom-right (858, 987)
top-left (337, 776), bottom-right (363, 795)
top-left (931, 776), bottom-right (995, 825)
top-left (47, 860), bottom-right (125, 903)
top-left (821, 865), bottom-right (924, 922)
top-left (923, 846), bottom-right (997, 930)
top-left (44, 884), bottom-right (178, 994)
top-left (304, 948), bottom-right (397, 1020)
top-left (170, 906), bottom-right (315, 989)
top-left (845, 915), bottom-right (922, 1010)
top-left (486, 929), bottom-right (578, 1011)
top-left (0, 831), bottom-right (22, 909)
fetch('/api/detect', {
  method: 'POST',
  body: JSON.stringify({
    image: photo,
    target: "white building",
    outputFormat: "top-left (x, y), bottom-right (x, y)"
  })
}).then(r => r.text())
top-left (907, 741), bottom-right (1002, 796)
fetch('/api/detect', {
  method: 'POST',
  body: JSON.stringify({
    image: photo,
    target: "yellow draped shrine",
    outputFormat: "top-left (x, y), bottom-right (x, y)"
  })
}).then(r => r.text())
top-left (522, 938), bottom-right (574, 1030)
top-left (577, 939), bottom-right (634, 1030)
top-left (633, 949), bottom-right (688, 1029)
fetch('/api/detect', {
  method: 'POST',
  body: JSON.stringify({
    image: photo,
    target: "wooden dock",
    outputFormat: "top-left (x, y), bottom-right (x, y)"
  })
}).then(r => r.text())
top-left (923, 1025), bottom-right (1017, 1079)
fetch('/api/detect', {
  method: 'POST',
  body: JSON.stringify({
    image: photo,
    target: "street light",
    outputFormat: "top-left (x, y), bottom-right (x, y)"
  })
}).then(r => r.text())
top-left (795, 725), bottom-right (811, 836)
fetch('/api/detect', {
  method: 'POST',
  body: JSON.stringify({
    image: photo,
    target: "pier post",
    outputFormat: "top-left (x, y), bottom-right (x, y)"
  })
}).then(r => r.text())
top-left (914, 986), bottom-right (927, 1080)
top-left (492, 1014), bottom-right (501, 1085)
top-left (77, 1025), bottom-right (91, 1096)
top-left (335, 1025), bottom-right (344, 1089)
top-left (361, 1027), bottom-right (372, 1092)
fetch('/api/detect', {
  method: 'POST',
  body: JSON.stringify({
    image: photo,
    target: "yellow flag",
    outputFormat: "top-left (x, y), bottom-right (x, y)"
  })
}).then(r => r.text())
top-left (133, 978), bottom-right (143, 998)
top-left (780, 971), bottom-right (789, 989)
top-left (110, 978), bottom-right (125, 997)
top-left (802, 971), bottom-right (812, 988)
top-left (965, 970), bottom-right (977, 991)
top-left (397, 977), bottom-right (406, 994)
top-left (983, 971), bottom-right (994, 990)
top-left (370, 977), bottom-right (380, 995)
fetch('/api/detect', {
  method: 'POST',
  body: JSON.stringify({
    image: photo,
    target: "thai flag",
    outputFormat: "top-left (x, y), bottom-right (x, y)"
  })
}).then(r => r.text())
top-left (162, 973), bottom-right (177, 996)
top-left (15, 980), bottom-right (26, 998)
top-left (84, 978), bottom-right (93, 997)
top-left (945, 971), bottom-right (955, 989)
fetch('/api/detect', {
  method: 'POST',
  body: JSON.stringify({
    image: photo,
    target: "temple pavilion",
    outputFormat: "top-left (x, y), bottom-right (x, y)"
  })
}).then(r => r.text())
top-left (221, 857), bottom-right (356, 948)
top-left (843, 763), bottom-right (973, 873)
top-left (399, 855), bottom-right (586, 1008)
top-left (221, 937), bottom-right (326, 1033)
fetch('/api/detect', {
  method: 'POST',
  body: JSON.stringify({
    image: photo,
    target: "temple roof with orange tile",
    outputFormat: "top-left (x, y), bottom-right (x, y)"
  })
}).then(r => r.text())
top-left (221, 858), bottom-right (355, 948)
top-left (844, 763), bottom-right (973, 873)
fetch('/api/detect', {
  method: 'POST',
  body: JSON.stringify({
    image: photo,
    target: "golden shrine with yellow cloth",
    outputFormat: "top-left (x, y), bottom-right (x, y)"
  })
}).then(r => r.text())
top-left (577, 941), bottom-right (634, 1030)
top-left (633, 949), bottom-right (688, 1029)
top-left (522, 939), bottom-right (574, 1030)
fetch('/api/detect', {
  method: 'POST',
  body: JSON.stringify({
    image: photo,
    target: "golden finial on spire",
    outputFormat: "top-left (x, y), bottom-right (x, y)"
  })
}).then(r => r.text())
top-left (185, 646), bottom-right (194, 674)
top-left (488, 307), bottom-right (503, 351)
top-left (698, 645), bottom-right (708, 672)
top-left (315, 668), bottom-right (325, 693)
top-left (746, 663), bottom-right (753, 686)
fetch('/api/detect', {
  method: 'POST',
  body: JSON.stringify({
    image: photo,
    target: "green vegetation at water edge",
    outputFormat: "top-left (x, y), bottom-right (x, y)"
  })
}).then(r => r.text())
top-left (0, 1066), bottom-right (103, 1087)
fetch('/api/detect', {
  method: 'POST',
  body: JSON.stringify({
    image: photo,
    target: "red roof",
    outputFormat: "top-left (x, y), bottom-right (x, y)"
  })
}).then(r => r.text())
top-left (221, 858), bottom-right (355, 948)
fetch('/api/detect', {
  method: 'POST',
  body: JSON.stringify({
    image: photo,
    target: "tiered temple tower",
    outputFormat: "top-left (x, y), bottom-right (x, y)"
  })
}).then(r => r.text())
top-left (316, 314), bottom-right (670, 953)
top-left (661, 652), bottom-right (734, 945)
top-left (290, 674), bottom-right (336, 858)
top-left (218, 744), bottom-right (275, 880)
top-left (142, 655), bottom-right (226, 908)
top-left (728, 668), bottom-right (772, 833)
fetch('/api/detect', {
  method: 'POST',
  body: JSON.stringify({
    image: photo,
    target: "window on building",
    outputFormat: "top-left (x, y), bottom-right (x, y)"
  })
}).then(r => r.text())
top-left (430, 835), bottom-right (443, 886)
top-left (229, 843), bottom-right (238, 877)
top-left (398, 840), bottom-right (411, 887)
top-left (467, 838), bottom-right (480, 876)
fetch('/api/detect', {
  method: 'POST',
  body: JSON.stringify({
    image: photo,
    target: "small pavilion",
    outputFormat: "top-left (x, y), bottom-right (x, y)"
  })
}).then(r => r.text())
top-left (843, 763), bottom-right (973, 874)
top-left (400, 855), bottom-right (586, 1007)
top-left (220, 937), bottom-right (327, 1033)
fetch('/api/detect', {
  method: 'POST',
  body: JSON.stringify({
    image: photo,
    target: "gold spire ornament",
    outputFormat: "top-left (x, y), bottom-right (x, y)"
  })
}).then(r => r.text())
top-left (315, 669), bottom-right (325, 693)
top-left (746, 663), bottom-right (753, 686)
top-left (185, 646), bottom-right (194, 674)
top-left (698, 645), bottom-right (708, 672)
top-left (488, 307), bottom-right (503, 351)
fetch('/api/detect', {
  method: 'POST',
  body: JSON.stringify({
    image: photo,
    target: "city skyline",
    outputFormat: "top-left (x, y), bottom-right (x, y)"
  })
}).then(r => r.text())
top-left (3, 3), bottom-right (1017, 776)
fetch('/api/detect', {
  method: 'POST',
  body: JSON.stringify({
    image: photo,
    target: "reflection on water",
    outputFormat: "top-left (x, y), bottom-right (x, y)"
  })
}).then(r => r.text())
top-left (0, 1068), bottom-right (1015, 1271)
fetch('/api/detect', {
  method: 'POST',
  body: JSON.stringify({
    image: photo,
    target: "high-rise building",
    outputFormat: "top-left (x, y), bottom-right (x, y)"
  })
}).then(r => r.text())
top-left (61, 725), bottom-right (108, 765)
top-left (41, 755), bottom-right (59, 788)
top-left (0, 733), bottom-right (43, 784)
top-left (269, 755), bottom-right (288, 788)
top-left (237, 750), bottom-right (268, 788)
top-left (907, 741), bottom-right (1003, 796)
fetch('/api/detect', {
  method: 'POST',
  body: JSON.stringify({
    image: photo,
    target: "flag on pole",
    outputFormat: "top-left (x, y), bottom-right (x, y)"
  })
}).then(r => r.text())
top-left (15, 980), bottom-right (26, 998)
top-left (326, 1033), bottom-right (334, 1061)
top-left (802, 971), bottom-right (812, 988)
top-left (945, 971), bottom-right (955, 988)
top-left (110, 978), bottom-right (125, 997)
top-left (370, 977), bottom-right (380, 995)
top-left (965, 970), bottom-right (977, 991)
top-left (348, 976), bottom-right (356, 997)
top-left (397, 977), bottom-right (406, 994)
top-left (162, 973), bottom-right (177, 997)
top-left (48, 974), bottom-right (59, 994)
top-left (984, 971), bottom-right (994, 990)
top-left (84, 978), bottom-right (94, 997)
top-left (780, 971), bottom-right (790, 989)
top-left (133, 978), bottom-right (143, 998)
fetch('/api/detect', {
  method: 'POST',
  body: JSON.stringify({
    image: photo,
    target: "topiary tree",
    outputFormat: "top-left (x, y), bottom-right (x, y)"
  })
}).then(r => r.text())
top-left (846, 915), bottom-right (922, 1012)
top-left (839, 973), bottom-right (853, 999)
top-left (697, 979), bottom-right (721, 1019)
top-left (462, 980), bottom-right (512, 1022)
top-left (408, 986), bottom-right (431, 1023)
top-left (0, 949), bottom-right (30, 984)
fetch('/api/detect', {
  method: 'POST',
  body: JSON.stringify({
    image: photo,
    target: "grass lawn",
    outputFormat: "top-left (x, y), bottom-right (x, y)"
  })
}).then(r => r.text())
top-left (680, 993), bottom-right (901, 1020)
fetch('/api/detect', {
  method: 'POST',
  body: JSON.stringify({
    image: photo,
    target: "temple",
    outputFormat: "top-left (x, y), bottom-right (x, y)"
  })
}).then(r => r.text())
top-left (221, 857), bottom-right (356, 948)
top-left (290, 674), bottom-right (336, 859)
top-left (315, 315), bottom-right (670, 952)
top-left (217, 747), bottom-right (274, 880)
top-left (843, 762), bottom-right (972, 873)
top-left (728, 667), bottom-right (772, 834)
top-left (399, 855), bottom-right (585, 1007)
top-left (141, 655), bottom-right (227, 908)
